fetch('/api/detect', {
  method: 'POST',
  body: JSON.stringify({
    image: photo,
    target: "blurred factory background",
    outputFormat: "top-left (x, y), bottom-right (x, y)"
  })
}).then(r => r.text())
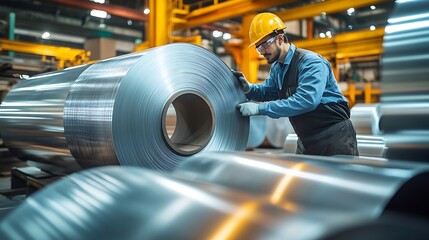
top-left (0, 0), bottom-right (429, 239)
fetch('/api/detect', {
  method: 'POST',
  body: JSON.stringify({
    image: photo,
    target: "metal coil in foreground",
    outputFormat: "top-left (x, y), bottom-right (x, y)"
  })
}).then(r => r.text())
top-left (0, 166), bottom-right (367, 240)
top-left (174, 152), bottom-right (429, 220)
top-left (65, 43), bottom-right (248, 171)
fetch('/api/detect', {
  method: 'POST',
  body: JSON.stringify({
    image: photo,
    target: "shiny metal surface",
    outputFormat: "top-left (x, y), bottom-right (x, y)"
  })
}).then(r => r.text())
top-left (174, 152), bottom-right (429, 220)
top-left (0, 65), bottom-right (90, 173)
top-left (247, 115), bottom-right (267, 148)
top-left (379, 0), bottom-right (429, 161)
top-left (0, 43), bottom-right (249, 172)
top-left (381, 0), bottom-right (429, 103)
top-left (107, 43), bottom-right (248, 171)
top-left (0, 166), bottom-right (365, 240)
top-left (383, 131), bottom-right (429, 162)
top-left (265, 117), bottom-right (294, 148)
top-left (283, 133), bottom-right (386, 158)
top-left (350, 103), bottom-right (381, 135)
top-left (64, 51), bottom-right (146, 168)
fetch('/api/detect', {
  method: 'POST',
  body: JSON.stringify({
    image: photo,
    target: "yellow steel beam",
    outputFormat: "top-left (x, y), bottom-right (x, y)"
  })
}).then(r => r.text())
top-left (0, 38), bottom-right (90, 63)
top-left (179, 0), bottom-right (297, 29)
top-left (294, 28), bottom-right (385, 59)
top-left (276, 0), bottom-right (389, 22)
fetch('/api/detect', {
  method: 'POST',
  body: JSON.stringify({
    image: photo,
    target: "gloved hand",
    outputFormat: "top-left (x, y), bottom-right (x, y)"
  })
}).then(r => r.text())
top-left (232, 70), bottom-right (251, 93)
top-left (237, 102), bottom-right (259, 116)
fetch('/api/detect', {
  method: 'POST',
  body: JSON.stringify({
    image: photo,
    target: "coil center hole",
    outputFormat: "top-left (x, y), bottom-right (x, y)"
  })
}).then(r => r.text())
top-left (162, 92), bottom-right (214, 156)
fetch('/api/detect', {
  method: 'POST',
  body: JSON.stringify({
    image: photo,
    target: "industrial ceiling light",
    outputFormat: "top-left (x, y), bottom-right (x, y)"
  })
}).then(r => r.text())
top-left (143, 8), bottom-right (150, 14)
top-left (90, 0), bottom-right (106, 3)
top-left (370, 25), bottom-right (376, 31)
top-left (41, 31), bottom-right (50, 39)
top-left (90, 9), bottom-right (108, 18)
top-left (347, 8), bottom-right (355, 16)
top-left (222, 33), bottom-right (231, 40)
top-left (370, 5), bottom-right (376, 10)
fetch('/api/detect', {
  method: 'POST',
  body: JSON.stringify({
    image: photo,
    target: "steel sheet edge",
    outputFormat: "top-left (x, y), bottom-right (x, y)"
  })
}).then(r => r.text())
top-left (0, 43), bottom-right (249, 172)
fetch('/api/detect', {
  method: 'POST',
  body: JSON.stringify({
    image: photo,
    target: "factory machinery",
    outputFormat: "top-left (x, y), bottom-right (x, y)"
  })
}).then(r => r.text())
top-left (0, 0), bottom-right (429, 239)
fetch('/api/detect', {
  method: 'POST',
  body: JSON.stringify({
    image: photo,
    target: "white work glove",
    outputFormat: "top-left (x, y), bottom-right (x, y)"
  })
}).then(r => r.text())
top-left (232, 70), bottom-right (251, 93)
top-left (237, 102), bottom-right (259, 116)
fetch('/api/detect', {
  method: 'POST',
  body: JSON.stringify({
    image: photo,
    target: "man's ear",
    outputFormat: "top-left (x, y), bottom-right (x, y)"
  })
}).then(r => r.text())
top-left (277, 34), bottom-right (283, 45)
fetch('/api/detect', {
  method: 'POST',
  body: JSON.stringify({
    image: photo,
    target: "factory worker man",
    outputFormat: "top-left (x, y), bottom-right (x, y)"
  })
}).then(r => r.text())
top-left (234, 12), bottom-right (359, 156)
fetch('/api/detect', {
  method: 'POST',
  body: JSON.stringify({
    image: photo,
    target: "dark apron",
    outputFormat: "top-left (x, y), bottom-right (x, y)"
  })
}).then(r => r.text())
top-left (279, 48), bottom-right (359, 156)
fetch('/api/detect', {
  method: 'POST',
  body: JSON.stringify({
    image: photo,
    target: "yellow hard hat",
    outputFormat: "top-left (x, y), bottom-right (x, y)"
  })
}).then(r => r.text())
top-left (248, 13), bottom-right (287, 47)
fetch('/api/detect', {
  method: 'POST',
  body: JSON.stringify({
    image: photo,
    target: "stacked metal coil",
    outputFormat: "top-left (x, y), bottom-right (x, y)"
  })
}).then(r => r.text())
top-left (380, 0), bottom-right (429, 161)
top-left (0, 43), bottom-right (249, 172)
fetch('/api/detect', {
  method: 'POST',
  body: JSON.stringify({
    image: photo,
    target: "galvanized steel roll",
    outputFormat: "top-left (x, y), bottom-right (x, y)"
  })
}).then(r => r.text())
top-left (350, 103), bottom-right (381, 135)
top-left (0, 166), bottom-right (365, 240)
top-left (0, 65), bottom-right (91, 173)
top-left (379, 0), bottom-right (429, 161)
top-left (174, 152), bottom-right (429, 220)
top-left (0, 43), bottom-right (249, 172)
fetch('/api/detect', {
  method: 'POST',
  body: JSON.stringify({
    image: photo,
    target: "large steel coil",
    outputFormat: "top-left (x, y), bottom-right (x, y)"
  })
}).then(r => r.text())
top-left (0, 166), bottom-right (367, 240)
top-left (379, 0), bottom-right (429, 161)
top-left (174, 152), bottom-right (429, 220)
top-left (0, 43), bottom-right (249, 172)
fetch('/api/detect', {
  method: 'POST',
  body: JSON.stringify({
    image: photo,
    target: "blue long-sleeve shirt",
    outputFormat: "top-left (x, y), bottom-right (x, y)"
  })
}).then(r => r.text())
top-left (246, 44), bottom-right (347, 119)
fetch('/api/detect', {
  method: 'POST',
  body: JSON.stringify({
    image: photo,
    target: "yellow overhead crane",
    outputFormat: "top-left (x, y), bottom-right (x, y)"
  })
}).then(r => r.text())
top-left (0, 39), bottom-right (90, 69)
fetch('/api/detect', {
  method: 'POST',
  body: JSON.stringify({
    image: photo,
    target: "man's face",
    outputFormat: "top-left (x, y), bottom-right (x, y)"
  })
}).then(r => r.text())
top-left (255, 35), bottom-right (280, 64)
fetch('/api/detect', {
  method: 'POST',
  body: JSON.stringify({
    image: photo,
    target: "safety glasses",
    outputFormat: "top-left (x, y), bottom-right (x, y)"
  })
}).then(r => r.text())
top-left (256, 35), bottom-right (277, 53)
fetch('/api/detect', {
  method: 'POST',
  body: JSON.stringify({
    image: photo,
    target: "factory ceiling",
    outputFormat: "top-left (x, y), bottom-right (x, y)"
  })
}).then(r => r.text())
top-left (0, 0), bottom-right (395, 52)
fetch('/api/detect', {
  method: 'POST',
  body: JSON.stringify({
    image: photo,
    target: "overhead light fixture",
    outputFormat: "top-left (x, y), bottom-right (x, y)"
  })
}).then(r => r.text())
top-left (222, 33), bottom-right (231, 40)
top-left (90, 9), bottom-right (108, 18)
top-left (90, 0), bottom-right (106, 3)
top-left (143, 8), bottom-right (150, 14)
top-left (347, 8), bottom-right (355, 16)
top-left (127, 20), bottom-right (133, 26)
top-left (319, 32), bottom-right (326, 38)
top-left (326, 31), bottom-right (332, 38)
top-left (41, 32), bottom-right (50, 39)
top-left (212, 30), bottom-right (223, 38)
top-left (348, 25), bottom-right (353, 30)
top-left (370, 25), bottom-right (376, 31)
top-left (370, 5), bottom-right (376, 10)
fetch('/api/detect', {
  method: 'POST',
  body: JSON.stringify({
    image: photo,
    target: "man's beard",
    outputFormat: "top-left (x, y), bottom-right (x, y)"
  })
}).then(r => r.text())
top-left (267, 47), bottom-right (280, 64)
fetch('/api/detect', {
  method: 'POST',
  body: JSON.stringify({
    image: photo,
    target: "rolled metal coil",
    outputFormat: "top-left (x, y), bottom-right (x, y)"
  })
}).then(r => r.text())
top-left (0, 65), bottom-right (91, 173)
top-left (174, 152), bottom-right (429, 220)
top-left (0, 43), bottom-right (249, 172)
top-left (0, 166), bottom-right (367, 240)
top-left (350, 103), bottom-right (381, 135)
